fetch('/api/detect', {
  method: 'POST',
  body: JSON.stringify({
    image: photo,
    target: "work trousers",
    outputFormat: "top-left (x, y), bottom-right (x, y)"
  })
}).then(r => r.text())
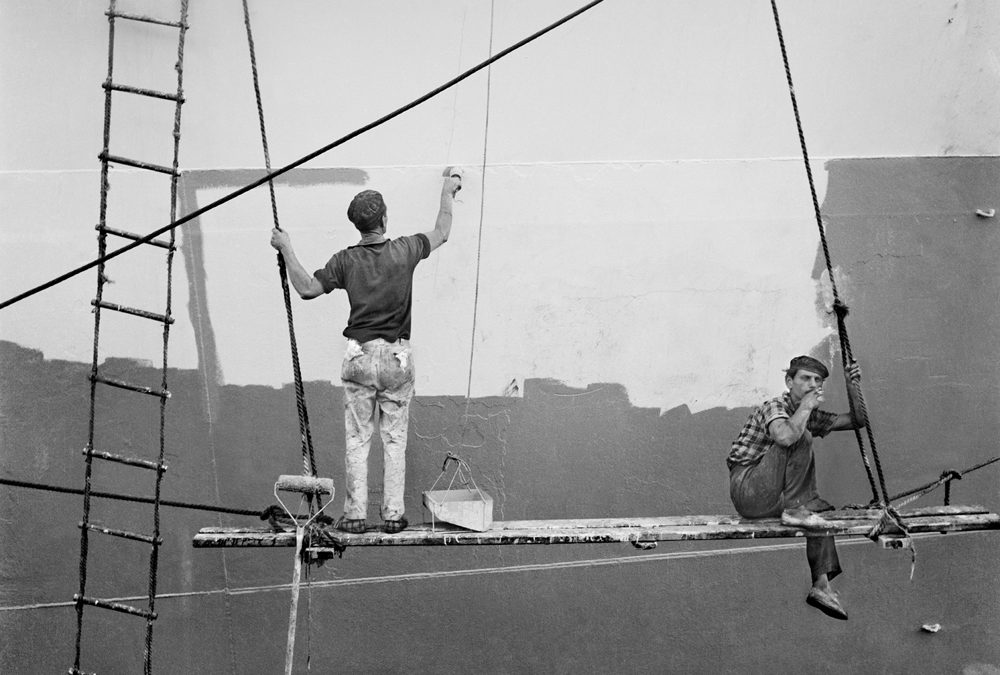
top-left (341, 338), bottom-right (414, 521)
top-left (729, 438), bottom-right (841, 583)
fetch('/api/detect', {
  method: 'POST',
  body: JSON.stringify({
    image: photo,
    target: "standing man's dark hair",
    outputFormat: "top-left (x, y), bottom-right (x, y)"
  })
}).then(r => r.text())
top-left (727, 354), bottom-right (866, 620)
top-left (346, 189), bottom-right (387, 233)
top-left (271, 169), bottom-right (463, 534)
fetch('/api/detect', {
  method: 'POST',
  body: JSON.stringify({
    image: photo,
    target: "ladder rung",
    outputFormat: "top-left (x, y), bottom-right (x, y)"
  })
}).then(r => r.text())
top-left (99, 153), bottom-right (178, 177)
top-left (103, 81), bottom-right (184, 103)
top-left (107, 10), bottom-right (186, 29)
top-left (91, 375), bottom-right (170, 399)
top-left (92, 299), bottom-right (173, 325)
top-left (83, 447), bottom-right (167, 473)
top-left (96, 224), bottom-right (175, 250)
top-left (80, 521), bottom-right (161, 545)
top-left (74, 594), bottom-right (156, 620)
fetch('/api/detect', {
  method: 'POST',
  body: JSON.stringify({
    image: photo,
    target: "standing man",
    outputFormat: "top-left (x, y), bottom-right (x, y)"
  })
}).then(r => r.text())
top-left (270, 170), bottom-right (463, 534)
top-left (727, 355), bottom-right (866, 620)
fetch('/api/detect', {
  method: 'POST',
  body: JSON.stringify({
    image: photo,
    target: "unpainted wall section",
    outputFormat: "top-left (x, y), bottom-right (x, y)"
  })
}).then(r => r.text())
top-left (2, 1), bottom-right (999, 411)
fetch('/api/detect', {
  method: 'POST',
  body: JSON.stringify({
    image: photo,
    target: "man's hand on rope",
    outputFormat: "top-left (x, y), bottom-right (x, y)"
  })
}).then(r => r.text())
top-left (844, 359), bottom-right (869, 428)
top-left (269, 228), bottom-right (324, 299)
top-left (270, 227), bottom-right (291, 253)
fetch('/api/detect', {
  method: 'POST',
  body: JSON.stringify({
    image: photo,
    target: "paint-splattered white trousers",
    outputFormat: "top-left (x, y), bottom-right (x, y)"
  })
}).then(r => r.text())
top-left (341, 338), bottom-right (414, 521)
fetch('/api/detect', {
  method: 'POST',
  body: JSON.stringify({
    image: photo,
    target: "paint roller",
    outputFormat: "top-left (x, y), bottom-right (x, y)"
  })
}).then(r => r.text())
top-left (274, 474), bottom-right (335, 497)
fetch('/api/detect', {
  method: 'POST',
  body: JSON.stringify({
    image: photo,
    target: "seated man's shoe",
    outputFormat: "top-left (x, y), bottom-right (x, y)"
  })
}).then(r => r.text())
top-left (806, 586), bottom-right (849, 620)
top-left (802, 497), bottom-right (836, 513)
top-left (382, 517), bottom-right (408, 534)
top-left (335, 518), bottom-right (367, 534)
top-left (781, 506), bottom-right (832, 529)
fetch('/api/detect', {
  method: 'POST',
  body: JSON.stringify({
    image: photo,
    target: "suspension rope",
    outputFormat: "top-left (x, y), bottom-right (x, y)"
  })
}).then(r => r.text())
top-left (241, 0), bottom-right (318, 479)
top-left (0, 0), bottom-right (607, 313)
top-left (464, 0), bottom-right (495, 407)
top-left (769, 0), bottom-right (888, 509)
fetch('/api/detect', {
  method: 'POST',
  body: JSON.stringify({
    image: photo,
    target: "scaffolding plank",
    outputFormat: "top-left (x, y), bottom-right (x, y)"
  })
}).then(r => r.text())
top-left (192, 506), bottom-right (1000, 549)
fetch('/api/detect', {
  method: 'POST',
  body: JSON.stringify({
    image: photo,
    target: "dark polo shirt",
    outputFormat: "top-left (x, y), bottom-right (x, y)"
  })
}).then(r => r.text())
top-left (314, 232), bottom-right (431, 343)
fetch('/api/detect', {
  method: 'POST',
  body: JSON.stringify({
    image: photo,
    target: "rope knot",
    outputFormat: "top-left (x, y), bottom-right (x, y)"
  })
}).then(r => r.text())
top-left (833, 299), bottom-right (850, 319)
top-left (865, 505), bottom-right (908, 542)
top-left (939, 469), bottom-right (962, 483)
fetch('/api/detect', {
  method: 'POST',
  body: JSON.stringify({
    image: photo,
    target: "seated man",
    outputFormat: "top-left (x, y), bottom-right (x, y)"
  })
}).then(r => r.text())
top-left (727, 355), bottom-right (865, 620)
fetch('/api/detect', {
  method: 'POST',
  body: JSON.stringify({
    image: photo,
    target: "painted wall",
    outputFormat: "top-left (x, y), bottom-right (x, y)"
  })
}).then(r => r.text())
top-left (2, 1), bottom-right (999, 673)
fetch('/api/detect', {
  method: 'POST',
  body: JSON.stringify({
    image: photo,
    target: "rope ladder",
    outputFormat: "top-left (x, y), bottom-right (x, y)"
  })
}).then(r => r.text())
top-left (71, 2), bottom-right (190, 673)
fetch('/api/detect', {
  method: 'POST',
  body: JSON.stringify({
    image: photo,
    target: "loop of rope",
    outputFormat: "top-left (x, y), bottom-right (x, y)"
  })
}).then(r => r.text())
top-left (770, 0), bottom-right (888, 508)
top-left (241, 0), bottom-right (318, 481)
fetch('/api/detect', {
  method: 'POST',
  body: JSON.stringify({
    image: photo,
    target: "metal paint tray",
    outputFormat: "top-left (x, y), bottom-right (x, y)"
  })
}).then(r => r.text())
top-left (422, 453), bottom-right (493, 532)
top-left (423, 488), bottom-right (494, 532)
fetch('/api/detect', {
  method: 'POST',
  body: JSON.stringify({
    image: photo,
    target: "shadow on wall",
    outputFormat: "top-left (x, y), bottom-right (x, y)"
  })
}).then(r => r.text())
top-left (177, 166), bottom-right (367, 399)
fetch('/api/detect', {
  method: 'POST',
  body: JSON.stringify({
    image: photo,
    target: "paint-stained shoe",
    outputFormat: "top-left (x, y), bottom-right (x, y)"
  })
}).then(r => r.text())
top-left (806, 587), bottom-right (849, 620)
top-left (781, 507), bottom-right (832, 529)
top-left (336, 518), bottom-right (367, 534)
top-left (382, 517), bottom-right (408, 534)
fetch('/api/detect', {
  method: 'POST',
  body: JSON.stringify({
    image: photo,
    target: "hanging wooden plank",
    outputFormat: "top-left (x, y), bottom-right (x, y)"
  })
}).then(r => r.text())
top-left (192, 505), bottom-right (1000, 550)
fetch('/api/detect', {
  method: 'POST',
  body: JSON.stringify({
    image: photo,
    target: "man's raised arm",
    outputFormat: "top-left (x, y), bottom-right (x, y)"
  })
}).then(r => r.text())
top-left (424, 169), bottom-right (463, 252)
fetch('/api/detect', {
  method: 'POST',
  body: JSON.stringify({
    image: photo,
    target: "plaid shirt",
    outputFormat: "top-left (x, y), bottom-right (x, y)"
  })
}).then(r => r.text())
top-left (727, 392), bottom-right (837, 469)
